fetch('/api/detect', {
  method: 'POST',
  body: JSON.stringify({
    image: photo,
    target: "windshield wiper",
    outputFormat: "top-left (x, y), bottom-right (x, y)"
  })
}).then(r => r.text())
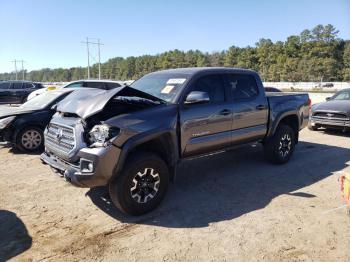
top-left (116, 96), bottom-right (163, 106)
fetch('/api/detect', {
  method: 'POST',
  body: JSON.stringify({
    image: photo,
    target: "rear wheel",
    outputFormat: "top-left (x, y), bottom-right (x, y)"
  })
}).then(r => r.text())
top-left (109, 151), bottom-right (169, 216)
top-left (264, 124), bottom-right (296, 164)
top-left (16, 127), bottom-right (44, 152)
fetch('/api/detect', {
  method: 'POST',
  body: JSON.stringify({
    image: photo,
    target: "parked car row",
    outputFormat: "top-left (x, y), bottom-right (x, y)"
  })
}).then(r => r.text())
top-left (0, 80), bottom-right (44, 104)
top-left (1, 68), bottom-right (311, 215)
top-left (28, 79), bottom-right (124, 100)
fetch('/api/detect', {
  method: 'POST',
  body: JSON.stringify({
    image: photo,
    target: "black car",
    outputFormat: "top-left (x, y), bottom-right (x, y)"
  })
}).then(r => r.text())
top-left (0, 81), bottom-right (44, 104)
top-left (0, 89), bottom-right (75, 152)
top-left (309, 88), bottom-right (350, 131)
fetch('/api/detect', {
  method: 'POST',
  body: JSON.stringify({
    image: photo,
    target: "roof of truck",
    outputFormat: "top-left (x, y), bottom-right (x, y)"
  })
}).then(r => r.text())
top-left (151, 67), bottom-right (257, 75)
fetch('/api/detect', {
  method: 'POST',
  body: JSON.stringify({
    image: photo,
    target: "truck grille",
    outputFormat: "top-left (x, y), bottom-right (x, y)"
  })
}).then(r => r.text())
top-left (45, 123), bottom-right (75, 154)
top-left (313, 112), bottom-right (348, 120)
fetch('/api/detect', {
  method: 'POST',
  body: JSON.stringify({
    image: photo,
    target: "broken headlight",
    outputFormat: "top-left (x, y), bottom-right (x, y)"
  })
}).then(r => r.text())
top-left (88, 124), bottom-right (120, 147)
top-left (0, 116), bottom-right (16, 129)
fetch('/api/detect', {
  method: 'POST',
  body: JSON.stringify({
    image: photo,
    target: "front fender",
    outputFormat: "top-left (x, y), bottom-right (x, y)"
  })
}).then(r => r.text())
top-left (113, 128), bottom-right (179, 180)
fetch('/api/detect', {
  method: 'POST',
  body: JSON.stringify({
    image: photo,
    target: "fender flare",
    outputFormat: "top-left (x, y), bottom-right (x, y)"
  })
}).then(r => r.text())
top-left (112, 128), bottom-right (179, 181)
top-left (267, 110), bottom-right (300, 139)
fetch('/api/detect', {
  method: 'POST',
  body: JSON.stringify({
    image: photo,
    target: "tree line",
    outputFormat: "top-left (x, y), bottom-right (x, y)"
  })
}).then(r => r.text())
top-left (1, 24), bottom-right (350, 82)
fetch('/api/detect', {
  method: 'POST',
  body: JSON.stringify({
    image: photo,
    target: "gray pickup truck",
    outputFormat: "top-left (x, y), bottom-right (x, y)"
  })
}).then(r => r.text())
top-left (41, 68), bottom-right (310, 215)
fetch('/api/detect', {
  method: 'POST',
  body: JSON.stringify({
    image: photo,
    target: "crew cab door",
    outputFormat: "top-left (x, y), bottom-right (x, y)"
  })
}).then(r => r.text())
top-left (224, 73), bottom-right (268, 144)
top-left (179, 74), bottom-right (232, 157)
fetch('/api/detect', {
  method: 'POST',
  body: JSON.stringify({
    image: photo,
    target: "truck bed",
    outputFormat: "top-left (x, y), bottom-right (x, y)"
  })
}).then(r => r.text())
top-left (266, 92), bottom-right (310, 135)
top-left (266, 92), bottom-right (308, 98)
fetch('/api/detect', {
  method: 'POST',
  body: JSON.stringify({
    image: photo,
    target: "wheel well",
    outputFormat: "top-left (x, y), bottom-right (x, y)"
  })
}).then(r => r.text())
top-left (126, 134), bottom-right (177, 180)
top-left (279, 115), bottom-right (299, 142)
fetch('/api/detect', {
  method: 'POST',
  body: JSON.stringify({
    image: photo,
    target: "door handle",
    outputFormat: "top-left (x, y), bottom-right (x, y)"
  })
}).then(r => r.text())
top-left (256, 105), bottom-right (267, 110)
top-left (219, 109), bottom-right (232, 116)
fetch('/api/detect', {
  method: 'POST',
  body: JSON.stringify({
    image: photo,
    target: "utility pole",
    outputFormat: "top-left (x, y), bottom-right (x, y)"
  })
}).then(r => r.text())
top-left (11, 60), bottom-right (18, 80)
top-left (21, 60), bottom-right (25, 80)
top-left (81, 37), bottom-right (103, 79)
top-left (11, 59), bottom-right (25, 80)
top-left (86, 37), bottom-right (90, 79)
top-left (98, 38), bottom-right (101, 80)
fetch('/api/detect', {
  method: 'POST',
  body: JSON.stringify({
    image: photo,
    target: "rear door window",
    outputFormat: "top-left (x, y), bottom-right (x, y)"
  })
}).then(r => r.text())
top-left (23, 83), bottom-right (35, 89)
top-left (84, 82), bottom-right (106, 89)
top-left (12, 82), bottom-right (23, 89)
top-left (226, 74), bottom-right (259, 100)
top-left (0, 82), bottom-right (11, 89)
top-left (105, 82), bottom-right (121, 90)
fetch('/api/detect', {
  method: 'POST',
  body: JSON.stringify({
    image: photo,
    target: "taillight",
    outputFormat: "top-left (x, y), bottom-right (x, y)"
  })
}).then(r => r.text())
top-left (307, 98), bottom-right (312, 110)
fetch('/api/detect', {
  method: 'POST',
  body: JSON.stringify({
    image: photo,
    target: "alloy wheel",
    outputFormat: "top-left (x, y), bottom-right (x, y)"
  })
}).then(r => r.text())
top-left (130, 168), bottom-right (160, 204)
top-left (278, 133), bottom-right (292, 158)
top-left (21, 130), bottom-right (42, 150)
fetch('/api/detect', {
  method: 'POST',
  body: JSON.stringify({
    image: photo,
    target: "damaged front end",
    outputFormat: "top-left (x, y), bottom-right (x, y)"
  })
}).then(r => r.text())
top-left (41, 86), bottom-right (165, 187)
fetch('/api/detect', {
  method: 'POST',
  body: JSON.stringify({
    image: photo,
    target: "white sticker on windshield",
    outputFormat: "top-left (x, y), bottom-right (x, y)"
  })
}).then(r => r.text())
top-left (161, 85), bottom-right (175, 94)
top-left (167, 78), bottom-right (186, 84)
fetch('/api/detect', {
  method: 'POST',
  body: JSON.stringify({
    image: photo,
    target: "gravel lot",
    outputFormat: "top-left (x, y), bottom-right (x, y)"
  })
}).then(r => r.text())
top-left (1, 128), bottom-right (350, 261)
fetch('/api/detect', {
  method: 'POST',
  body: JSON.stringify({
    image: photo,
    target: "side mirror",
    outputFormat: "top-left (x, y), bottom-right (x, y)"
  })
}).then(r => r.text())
top-left (185, 91), bottom-right (210, 105)
top-left (51, 104), bottom-right (58, 110)
top-left (325, 97), bottom-right (332, 101)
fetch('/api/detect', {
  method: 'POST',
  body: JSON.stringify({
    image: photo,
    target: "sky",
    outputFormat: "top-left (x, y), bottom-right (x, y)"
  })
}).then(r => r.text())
top-left (0, 0), bottom-right (349, 73)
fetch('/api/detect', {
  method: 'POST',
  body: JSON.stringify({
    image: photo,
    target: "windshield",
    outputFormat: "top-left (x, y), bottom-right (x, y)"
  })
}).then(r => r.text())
top-left (130, 73), bottom-right (189, 102)
top-left (21, 91), bottom-right (64, 109)
top-left (332, 90), bottom-right (350, 100)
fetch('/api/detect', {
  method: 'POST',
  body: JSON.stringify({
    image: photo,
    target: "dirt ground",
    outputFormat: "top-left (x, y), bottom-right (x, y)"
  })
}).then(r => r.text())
top-left (1, 128), bottom-right (350, 261)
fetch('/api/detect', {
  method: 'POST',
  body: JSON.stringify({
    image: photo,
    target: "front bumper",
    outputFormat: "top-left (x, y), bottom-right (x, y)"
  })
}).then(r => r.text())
top-left (41, 144), bottom-right (121, 188)
top-left (0, 128), bottom-right (13, 144)
top-left (310, 117), bottom-right (350, 128)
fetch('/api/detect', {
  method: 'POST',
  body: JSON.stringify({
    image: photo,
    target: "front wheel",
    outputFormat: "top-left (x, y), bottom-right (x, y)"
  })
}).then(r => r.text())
top-left (264, 124), bottom-right (296, 164)
top-left (16, 127), bottom-right (44, 152)
top-left (109, 152), bottom-right (169, 216)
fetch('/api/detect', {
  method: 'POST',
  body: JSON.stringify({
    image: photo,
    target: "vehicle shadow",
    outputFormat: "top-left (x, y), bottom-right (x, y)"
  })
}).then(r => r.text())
top-left (0, 210), bottom-right (32, 261)
top-left (0, 145), bottom-right (42, 155)
top-left (322, 129), bottom-right (350, 137)
top-left (10, 148), bottom-right (43, 155)
top-left (86, 141), bottom-right (349, 228)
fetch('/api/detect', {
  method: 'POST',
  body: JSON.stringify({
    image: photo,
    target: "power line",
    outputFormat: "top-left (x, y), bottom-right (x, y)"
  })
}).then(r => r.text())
top-left (81, 37), bottom-right (104, 79)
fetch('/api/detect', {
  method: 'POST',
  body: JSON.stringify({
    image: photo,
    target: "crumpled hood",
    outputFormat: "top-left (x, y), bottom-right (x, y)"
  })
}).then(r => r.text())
top-left (56, 86), bottom-right (126, 119)
top-left (56, 86), bottom-right (164, 119)
top-left (0, 106), bottom-right (37, 119)
top-left (312, 100), bottom-right (350, 114)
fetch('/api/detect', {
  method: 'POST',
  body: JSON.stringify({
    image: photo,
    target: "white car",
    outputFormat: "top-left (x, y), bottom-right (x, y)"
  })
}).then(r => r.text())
top-left (27, 80), bottom-right (126, 100)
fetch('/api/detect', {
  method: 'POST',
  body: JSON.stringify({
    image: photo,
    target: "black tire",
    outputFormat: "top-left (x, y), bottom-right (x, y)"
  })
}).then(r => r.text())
top-left (109, 151), bottom-right (170, 216)
top-left (308, 121), bottom-right (319, 131)
top-left (16, 126), bottom-right (44, 152)
top-left (264, 124), bottom-right (296, 164)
